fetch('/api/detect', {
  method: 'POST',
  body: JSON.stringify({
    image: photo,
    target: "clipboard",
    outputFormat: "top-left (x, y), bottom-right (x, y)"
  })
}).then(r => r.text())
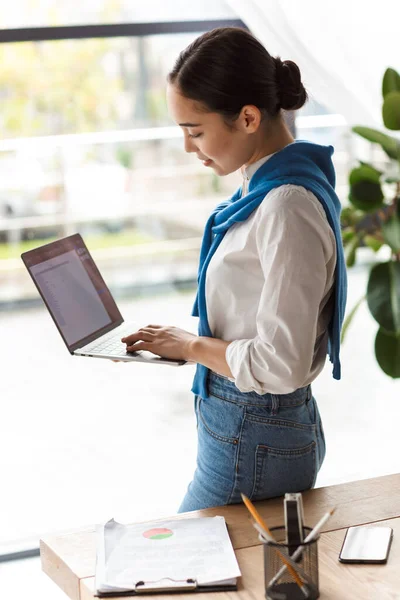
top-left (95, 576), bottom-right (238, 596)
top-left (95, 517), bottom-right (240, 596)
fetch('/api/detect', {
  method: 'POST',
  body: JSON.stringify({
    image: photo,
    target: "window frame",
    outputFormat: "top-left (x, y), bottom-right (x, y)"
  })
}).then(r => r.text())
top-left (0, 20), bottom-right (246, 43)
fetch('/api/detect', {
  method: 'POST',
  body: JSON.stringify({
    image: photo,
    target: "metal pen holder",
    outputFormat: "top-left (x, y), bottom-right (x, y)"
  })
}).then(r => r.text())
top-left (262, 526), bottom-right (319, 600)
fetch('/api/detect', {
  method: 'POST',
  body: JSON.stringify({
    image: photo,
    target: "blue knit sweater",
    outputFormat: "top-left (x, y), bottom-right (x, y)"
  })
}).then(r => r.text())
top-left (192, 140), bottom-right (347, 400)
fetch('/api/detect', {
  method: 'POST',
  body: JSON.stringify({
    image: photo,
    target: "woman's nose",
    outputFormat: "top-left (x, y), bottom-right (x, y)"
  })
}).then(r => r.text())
top-left (184, 135), bottom-right (197, 154)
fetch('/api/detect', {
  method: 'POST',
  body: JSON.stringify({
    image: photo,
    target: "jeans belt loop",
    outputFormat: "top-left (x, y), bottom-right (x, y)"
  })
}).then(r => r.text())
top-left (306, 384), bottom-right (312, 402)
top-left (270, 394), bottom-right (279, 415)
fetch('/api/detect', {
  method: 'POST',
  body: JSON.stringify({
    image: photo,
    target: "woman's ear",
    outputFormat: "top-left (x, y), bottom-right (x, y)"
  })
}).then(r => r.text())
top-left (237, 105), bottom-right (262, 134)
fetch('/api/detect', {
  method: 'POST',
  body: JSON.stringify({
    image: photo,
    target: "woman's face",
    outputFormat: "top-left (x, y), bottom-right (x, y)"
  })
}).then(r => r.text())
top-left (166, 83), bottom-right (254, 176)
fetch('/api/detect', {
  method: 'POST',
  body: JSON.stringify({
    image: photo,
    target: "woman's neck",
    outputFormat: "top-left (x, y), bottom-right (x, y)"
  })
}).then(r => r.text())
top-left (244, 117), bottom-right (295, 169)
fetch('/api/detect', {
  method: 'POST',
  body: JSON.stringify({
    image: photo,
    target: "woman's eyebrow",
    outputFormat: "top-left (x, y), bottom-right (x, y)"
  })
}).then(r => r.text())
top-left (179, 122), bottom-right (201, 127)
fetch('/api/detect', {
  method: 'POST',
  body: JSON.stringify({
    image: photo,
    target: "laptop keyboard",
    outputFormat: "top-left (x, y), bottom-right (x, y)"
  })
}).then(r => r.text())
top-left (82, 325), bottom-right (141, 357)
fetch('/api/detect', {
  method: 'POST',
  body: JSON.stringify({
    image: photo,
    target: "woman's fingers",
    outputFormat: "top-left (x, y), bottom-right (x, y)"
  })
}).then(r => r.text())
top-left (120, 325), bottom-right (193, 361)
top-left (122, 329), bottom-right (155, 344)
top-left (126, 341), bottom-right (152, 353)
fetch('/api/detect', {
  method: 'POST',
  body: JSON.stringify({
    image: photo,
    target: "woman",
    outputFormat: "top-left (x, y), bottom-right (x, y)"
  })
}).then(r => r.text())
top-left (121, 27), bottom-right (347, 512)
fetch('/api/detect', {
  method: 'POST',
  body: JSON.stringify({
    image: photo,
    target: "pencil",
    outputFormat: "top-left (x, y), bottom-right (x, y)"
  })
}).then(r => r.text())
top-left (278, 554), bottom-right (308, 598)
top-left (240, 493), bottom-right (275, 539)
top-left (241, 494), bottom-right (309, 598)
top-left (253, 521), bottom-right (310, 598)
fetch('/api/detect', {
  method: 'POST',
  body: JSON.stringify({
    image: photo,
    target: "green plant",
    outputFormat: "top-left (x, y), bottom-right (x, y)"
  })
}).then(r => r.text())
top-left (115, 145), bottom-right (134, 170)
top-left (341, 67), bottom-right (400, 378)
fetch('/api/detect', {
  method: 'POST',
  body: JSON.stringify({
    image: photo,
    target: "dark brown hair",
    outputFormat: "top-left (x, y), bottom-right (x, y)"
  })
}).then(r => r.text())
top-left (168, 27), bottom-right (307, 122)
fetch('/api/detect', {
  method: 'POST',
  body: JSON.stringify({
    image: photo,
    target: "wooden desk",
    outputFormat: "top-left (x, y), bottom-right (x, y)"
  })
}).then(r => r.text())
top-left (41, 474), bottom-right (400, 600)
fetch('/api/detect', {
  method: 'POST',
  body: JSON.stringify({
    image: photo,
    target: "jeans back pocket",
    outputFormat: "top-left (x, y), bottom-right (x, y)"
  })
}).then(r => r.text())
top-left (251, 440), bottom-right (317, 501)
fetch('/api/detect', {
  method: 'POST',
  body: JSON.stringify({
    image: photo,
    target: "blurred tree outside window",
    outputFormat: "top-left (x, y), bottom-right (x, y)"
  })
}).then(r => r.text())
top-left (0, 29), bottom-right (240, 307)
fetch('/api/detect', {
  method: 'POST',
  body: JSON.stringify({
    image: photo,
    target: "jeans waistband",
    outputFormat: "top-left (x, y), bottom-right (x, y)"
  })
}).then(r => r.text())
top-left (207, 371), bottom-right (312, 412)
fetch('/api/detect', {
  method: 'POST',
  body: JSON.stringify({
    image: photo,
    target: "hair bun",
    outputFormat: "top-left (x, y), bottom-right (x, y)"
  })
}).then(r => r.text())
top-left (275, 57), bottom-right (307, 111)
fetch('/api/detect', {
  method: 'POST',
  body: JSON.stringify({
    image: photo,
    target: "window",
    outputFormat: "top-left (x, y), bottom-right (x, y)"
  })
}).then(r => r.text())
top-left (0, 4), bottom-right (244, 557)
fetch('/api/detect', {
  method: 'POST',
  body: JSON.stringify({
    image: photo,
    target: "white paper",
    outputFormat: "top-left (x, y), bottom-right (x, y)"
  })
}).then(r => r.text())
top-left (95, 516), bottom-right (241, 593)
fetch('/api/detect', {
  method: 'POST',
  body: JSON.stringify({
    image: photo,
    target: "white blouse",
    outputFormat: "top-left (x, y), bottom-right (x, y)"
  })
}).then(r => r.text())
top-left (205, 154), bottom-right (337, 395)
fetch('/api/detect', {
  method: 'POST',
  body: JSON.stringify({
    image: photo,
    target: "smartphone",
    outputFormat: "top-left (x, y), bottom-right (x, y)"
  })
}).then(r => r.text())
top-left (339, 526), bottom-right (393, 564)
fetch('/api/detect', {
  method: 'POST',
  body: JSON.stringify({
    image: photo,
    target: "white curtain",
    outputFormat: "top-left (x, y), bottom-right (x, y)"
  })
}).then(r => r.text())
top-left (225, 0), bottom-right (400, 127)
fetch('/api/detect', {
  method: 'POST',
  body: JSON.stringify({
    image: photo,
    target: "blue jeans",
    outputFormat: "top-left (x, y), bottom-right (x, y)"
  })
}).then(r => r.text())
top-left (178, 372), bottom-right (326, 513)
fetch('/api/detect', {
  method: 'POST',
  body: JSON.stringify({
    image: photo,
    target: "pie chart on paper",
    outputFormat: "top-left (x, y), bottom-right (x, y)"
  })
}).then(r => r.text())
top-left (143, 527), bottom-right (174, 540)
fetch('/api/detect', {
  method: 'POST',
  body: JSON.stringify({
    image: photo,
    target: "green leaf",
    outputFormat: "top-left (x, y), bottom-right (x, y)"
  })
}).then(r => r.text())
top-left (352, 126), bottom-right (400, 160)
top-left (382, 67), bottom-right (400, 97)
top-left (340, 295), bottom-right (365, 343)
top-left (375, 327), bottom-right (400, 378)
top-left (364, 234), bottom-right (384, 253)
top-left (345, 233), bottom-right (361, 267)
top-left (382, 91), bottom-right (400, 130)
top-left (349, 183), bottom-right (384, 210)
top-left (340, 206), bottom-right (366, 227)
top-left (382, 206), bottom-right (400, 253)
top-left (351, 163), bottom-right (383, 181)
top-left (348, 165), bottom-right (384, 212)
top-left (367, 261), bottom-right (400, 334)
top-left (342, 228), bottom-right (356, 246)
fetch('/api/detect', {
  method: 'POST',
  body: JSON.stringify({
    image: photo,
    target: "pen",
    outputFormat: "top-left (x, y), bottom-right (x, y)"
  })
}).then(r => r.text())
top-left (241, 494), bottom-right (309, 598)
top-left (303, 507), bottom-right (336, 544)
top-left (270, 507), bottom-right (336, 586)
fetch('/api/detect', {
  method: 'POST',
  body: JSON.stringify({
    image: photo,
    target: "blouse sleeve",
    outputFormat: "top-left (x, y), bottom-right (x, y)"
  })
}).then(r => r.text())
top-left (225, 189), bottom-right (334, 394)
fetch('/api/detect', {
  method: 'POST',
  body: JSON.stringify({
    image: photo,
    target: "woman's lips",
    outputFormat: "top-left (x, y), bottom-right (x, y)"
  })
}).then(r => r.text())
top-left (202, 159), bottom-right (212, 166)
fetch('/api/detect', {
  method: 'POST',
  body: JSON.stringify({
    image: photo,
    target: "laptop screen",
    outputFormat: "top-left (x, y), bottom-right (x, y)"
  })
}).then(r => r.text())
top-left (21, 233), bottom-right (123, 352)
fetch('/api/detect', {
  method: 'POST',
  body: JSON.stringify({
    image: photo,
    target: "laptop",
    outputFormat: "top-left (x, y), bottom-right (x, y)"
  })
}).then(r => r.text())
top-left (21, 233), bottom-right (186, 366)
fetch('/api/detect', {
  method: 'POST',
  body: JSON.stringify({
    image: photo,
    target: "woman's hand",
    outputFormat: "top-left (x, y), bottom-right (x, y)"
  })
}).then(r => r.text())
top-left (117, 325), bottom-right (232, 376)
top-left (121, 325), bottom-right (197, 362)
